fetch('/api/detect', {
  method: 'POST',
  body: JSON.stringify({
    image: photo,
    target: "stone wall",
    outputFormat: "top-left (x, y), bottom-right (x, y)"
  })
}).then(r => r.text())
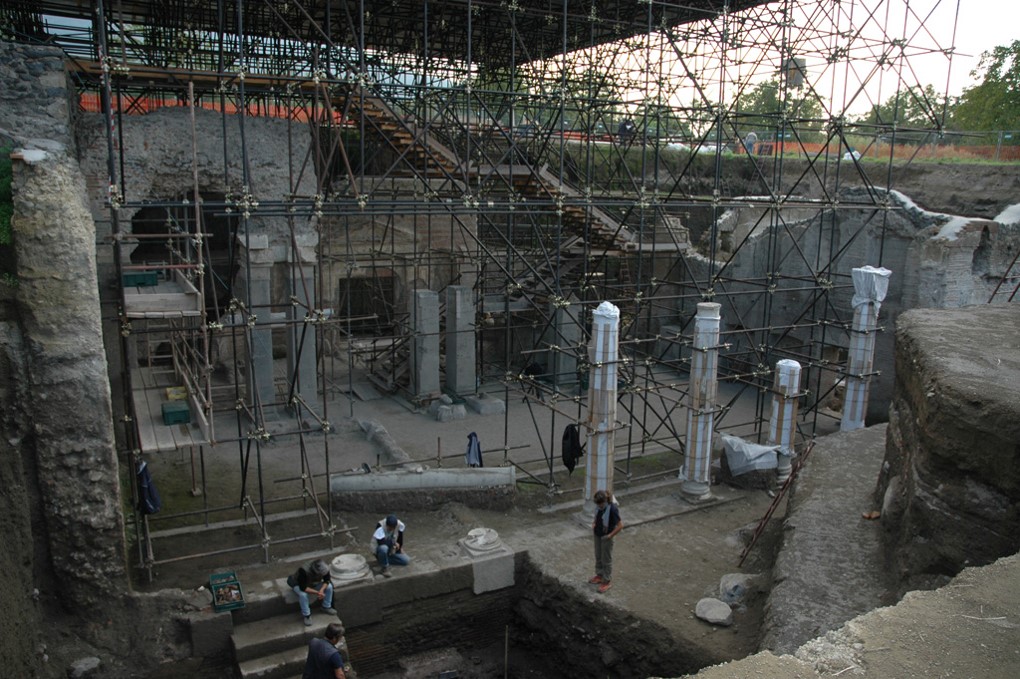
top-left (0, 41), bottom-right (74, 149)
top-left (878, 305), bottom-right (1020, 592)
top-left (75, 106), bottom-right (317, 258)
top-left (0, 41), bottom-right (96, 675)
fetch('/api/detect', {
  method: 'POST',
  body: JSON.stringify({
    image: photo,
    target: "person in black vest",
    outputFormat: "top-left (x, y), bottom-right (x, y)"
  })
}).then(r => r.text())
top-left (288, 558), bottom-right (337, 626)
top-left (590, 489), bottom-right (623, 593)
top-left (302, 622), bottom-right (346, 679)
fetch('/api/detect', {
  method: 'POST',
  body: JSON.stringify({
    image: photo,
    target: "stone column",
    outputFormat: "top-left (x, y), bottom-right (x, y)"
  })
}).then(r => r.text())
top-left (681, 302), bottom-right (721, 500)
top-left (286, 233), bottom-right (319, 413)
top-left (841, 266), bottom-right (892, 432)
top-left (411, 289), bottom-right (441, 399)
top-left (584, 301), bottom-right (620, 510)
top-left (768, 359), bottom-right (802, 484)
top-left (236, 235), bottom-right (275, 409)
top-left (550, 296), bottom-right (582, 390)
top-left (445, 285), bottom-right (475, 395)
top-left (9, 147), bottom-right (126, 606)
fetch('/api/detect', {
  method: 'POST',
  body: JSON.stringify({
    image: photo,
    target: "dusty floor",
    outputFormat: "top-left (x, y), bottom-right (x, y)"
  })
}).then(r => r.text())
top-left (114, 368), bottom-right (812, 678)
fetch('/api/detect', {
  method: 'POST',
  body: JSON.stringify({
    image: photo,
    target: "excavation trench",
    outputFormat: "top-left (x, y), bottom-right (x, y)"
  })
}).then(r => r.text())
top-left (346, 553), bottom-right (744, 679)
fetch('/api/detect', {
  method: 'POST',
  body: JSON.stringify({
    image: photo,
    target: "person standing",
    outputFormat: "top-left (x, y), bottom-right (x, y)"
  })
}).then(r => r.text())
top-left (302, 622), bottom-right (347, 679)
top-left (589, 490), bottom-right (623, 593)
top-left (372, 514), bottom-right (409, 577)
top-left (288, 559), bottom-right (337, 626)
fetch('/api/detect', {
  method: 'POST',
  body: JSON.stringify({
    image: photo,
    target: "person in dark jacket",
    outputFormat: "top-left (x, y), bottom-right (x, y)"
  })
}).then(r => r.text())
top-left (288, 558), bottom-right (337, 626)
top-left (302, 622), bottom-right (346, 679)
top-left (589, 489), bottom-right (623, 593)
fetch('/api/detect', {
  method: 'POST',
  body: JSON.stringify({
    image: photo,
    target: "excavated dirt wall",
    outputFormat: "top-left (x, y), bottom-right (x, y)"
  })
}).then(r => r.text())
top-left (878, 305), bottom-right (1020, 593)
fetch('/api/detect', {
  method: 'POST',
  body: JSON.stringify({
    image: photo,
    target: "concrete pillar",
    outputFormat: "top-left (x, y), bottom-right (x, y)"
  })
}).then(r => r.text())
top-left (841, 266), bottom-right (892, 432)
top-left (445, 285), bottom-right (475, 395)
top-left (411, 289), bottom-right (441, 399)
top-left (768, 359), bottom-right (802, 484)
top-left (681, 302), bottom-right (721, 500)
top-left (550, 296), bottom-right (582, 389)
top-left (236, 235), bottom-right (275, 409)
top-left (286, 233), bottom-right (319, 413)
top-left (584, 301), bottom-right (620, 510)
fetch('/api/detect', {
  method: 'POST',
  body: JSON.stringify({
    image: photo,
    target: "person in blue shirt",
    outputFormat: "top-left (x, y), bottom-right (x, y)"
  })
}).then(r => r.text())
top-left (302, 622), bottom-right (346, 679)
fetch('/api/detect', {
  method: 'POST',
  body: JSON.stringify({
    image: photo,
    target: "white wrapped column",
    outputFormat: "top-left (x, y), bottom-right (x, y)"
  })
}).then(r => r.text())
top-left (841, 266), bottom-right (892, 431)
top-left (584, 301), bottom-right (620, 510)
top-left (681, 302), bottom-right (721, 500)
top-left (768, 359), bottom-right (802, 484)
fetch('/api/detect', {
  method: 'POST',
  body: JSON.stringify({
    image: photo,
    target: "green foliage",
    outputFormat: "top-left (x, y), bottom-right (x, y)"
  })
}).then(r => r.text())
top-left (728, 78), bottom-right (825, 142)
top-left (953, 40), bottom-right (1020, 131)
top-left (853, 84), bottom-right (950, 130)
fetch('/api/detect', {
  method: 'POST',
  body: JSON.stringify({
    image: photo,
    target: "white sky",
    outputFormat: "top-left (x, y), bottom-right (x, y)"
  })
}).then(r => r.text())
top-left (943, 0), bottom-right (1020, 95)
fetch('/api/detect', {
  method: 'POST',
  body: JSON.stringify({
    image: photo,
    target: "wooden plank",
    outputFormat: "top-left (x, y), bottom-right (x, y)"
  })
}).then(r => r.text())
top-left (131, 369), bottom-right (210, 453)
top-left (132, 387), bottom-right (158, 452)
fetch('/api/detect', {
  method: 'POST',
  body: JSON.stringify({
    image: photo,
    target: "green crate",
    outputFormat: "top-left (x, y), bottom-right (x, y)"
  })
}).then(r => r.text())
top-left (210, 571), bottom-right (245, 612)
top-left (161, 401), bottom-right (190, 426)
top-left (122, 271), bottom-right (159, 287)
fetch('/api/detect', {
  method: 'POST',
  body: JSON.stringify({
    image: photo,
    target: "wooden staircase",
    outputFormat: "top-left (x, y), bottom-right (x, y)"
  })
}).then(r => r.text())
top-left (340, 89), bottom-right (466, 181)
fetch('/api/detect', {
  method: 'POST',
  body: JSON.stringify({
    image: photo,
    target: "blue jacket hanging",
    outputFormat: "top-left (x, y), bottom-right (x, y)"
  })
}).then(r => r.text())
top-left (137, 460), bottom-right (162, 515)
top-left (465, 432), bottom-right (483, 468)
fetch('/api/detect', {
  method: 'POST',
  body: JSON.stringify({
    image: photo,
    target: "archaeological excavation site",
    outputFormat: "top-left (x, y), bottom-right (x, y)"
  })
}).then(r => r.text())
top-left (1, 0), bottom-right (1018, 677)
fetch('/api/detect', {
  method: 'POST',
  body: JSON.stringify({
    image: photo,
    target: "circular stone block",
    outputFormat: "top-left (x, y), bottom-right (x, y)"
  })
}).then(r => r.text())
top-left (330, 553), bottom-right (371, 582)
top-left (463, 527), bottom-right (502, 552)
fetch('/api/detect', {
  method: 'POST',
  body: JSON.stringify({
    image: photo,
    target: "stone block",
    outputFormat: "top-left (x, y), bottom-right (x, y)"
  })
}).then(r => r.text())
top-left (465, 394), bottom-right (506, 416)
top-left (469, 549), bottom-right (515, 595)
top-left (434, 404), bottom-right (465, 422)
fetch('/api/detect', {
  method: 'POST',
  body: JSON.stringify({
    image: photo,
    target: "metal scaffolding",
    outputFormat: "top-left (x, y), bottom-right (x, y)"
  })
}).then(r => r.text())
top-left (1, 0), bottom-right (962, 576)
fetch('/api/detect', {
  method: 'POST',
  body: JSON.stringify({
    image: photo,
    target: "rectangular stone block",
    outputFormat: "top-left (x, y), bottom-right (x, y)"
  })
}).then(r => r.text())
top-left (470, 549), bottom-right (515, 595)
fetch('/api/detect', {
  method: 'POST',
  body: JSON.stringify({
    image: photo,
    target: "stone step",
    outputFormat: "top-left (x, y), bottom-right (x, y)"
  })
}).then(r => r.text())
top-left (237, 643), bottom-right (306, 679)
top-left (233, 606), bottom-right (342, 662)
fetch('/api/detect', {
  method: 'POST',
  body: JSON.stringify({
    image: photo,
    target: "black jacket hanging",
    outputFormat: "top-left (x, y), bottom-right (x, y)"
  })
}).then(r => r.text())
top-left (562, 424), bottom-right (585, 475)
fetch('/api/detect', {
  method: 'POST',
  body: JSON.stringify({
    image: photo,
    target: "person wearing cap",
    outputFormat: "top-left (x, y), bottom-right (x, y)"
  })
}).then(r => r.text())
top-left (302, 622), bottom-right (347, 679)
top-left (287, 558), bottom-right (337, 626)
top-left (371, 514), bottom-right (409, 577)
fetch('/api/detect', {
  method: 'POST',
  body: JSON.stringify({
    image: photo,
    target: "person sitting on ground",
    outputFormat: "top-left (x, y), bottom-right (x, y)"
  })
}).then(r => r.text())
top-left (288, 558), bottom-right (337, 626)
top-left (302, 622), bottom-right (347, 679)
top-left (372, 514), bottom-right (409, 577)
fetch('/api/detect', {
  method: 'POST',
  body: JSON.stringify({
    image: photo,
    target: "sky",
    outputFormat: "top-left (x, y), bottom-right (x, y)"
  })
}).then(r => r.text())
top-left (940, 0), bottom-right (1020, 95)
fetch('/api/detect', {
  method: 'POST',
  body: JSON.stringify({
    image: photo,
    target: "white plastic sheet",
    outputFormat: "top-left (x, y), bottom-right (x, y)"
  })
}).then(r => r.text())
top-left (722, 434), bottom-right (780, 477)
top-left (850, 266), bottom-right (892, 310)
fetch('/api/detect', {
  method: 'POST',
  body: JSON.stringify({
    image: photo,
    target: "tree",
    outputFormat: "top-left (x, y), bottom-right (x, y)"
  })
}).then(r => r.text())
top-left (854, 84), bottom-right (950, 131)
top-left (728, 78), bottom-right (825, 142)
top-left (952, 40), bottom-right (1020, 131)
